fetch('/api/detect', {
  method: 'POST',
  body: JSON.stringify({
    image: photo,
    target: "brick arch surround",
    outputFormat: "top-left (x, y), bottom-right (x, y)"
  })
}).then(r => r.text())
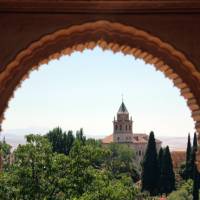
top-left (0, 20), bottom-right (200, 168)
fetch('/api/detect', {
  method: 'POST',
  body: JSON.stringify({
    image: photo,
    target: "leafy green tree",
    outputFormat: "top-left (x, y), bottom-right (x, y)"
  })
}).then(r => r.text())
top-left (0, 171), bottom-right (19, 199)
top-left (0, 137), bottom-right (11, 170)
top-left (67, 139), bottom-right (109, 197)
top-left (0, 134), bottom-right (72, 200)
top-left (78, 174), bottom-right (138, 200)
top-left (105, 143), bottom-right (140, 182)
top-left (86, 138), bottom-right (102, 147)
top-left (0, 131), bottom-right (146, 200)
top-left (159, 146), bottom-right (175, 195)
top-left (168, 180), bottom-right (193, 200)
top-left (141, 131), bottom-right (159, 196)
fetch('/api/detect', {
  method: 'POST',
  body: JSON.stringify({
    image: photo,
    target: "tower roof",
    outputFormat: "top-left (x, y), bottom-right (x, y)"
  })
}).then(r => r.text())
top-left (118, 102), bottom-right (128, 113)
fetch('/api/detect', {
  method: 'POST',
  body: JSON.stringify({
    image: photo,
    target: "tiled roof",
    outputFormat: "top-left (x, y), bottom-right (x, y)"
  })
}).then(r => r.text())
top-left (101, 134), bottom-right (113, 144)
top-left (133, 134), bottom-right (148, 144)
top-left (133, 133), bottom-right (161, 144)
top-left (101, 133), bottom-right (162, 144)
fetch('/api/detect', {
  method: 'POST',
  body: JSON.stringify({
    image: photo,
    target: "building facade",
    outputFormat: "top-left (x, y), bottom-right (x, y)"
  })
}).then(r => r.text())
top-left (102, 101), bottom-right (162, 162)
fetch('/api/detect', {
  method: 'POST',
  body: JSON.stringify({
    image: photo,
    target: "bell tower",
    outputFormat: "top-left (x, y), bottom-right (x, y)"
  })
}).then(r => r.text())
top-left (113, 101), bottom-right (133, 143)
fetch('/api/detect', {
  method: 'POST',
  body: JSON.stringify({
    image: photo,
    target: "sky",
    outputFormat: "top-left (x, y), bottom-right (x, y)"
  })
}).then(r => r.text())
top-left (1, 47), bottom-right (195, 139)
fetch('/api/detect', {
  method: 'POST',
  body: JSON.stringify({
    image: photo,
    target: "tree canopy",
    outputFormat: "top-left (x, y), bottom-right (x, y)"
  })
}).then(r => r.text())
top-left (0, 131), bottom-right (141, 200)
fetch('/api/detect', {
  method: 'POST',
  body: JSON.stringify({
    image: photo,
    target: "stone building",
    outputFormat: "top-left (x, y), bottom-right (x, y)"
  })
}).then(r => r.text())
top-left (102, 101), bottom-right (162, 162)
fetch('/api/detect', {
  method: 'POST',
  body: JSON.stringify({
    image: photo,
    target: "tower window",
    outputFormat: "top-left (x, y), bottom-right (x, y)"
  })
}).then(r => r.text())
top-left (117, 137), bottom-right (120, 141)
top-left (120, 125), bottom-right (122, 130)
top-left (129, 125), bottom-right (131, 130)
top-left (115, 125), bottom-right (118, 130)
top-left (126, 125), bottom-right (127, 130)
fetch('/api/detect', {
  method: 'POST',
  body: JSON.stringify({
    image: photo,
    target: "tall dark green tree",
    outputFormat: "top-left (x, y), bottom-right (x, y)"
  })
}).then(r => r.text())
top-left (159, 146), bottom-right (175, 195)
top-left (63, 131), bottom-right (75, 155)
top-left (46, 127), bottom-right (75, 155)
top-left (46, 127), bottom-right (65, 153)
top-left (76, 128), bottom-right (86, 144)
top-left (141, 131), bottom-right (159, 196)
top-left (157, 147), bottom-right (163, 193)
top-left (184, 133), bottom-right (192, 180)
top-left (192, 164), bottom-right (199, 200)
top-left (193, 133), bottom-right (198, 152)
top-left (189, 148), bottom-right (196, 179)
top-left (188, 133), bottom-right (198, 179)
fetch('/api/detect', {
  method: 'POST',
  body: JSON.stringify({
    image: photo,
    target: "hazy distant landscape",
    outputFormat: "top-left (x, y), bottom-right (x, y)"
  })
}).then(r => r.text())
top-left (0, 128), bottom-right (188, 151)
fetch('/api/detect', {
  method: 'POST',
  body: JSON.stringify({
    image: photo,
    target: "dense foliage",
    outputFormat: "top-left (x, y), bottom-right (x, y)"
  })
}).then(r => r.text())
top-left (1, 128), bottom-right (198, 199)
top-left (0, 138), bottom-right (11, 170)
top-left (0, 129), bottom-right (143, 200)
top-left (168, 180), bottom-right (193, 200)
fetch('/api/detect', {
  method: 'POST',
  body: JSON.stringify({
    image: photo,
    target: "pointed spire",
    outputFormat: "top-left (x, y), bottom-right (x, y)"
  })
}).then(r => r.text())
top-left (118, 101), bottom-right (128, 113)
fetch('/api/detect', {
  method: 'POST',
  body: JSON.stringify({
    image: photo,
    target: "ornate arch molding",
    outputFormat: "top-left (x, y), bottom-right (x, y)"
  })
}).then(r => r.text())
top-left (0, 20), bottom-right (200, 136)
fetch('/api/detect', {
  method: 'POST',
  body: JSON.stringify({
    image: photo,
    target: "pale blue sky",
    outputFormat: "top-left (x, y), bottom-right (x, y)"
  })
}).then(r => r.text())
top-left (2, 47), bottom-right (195, 138)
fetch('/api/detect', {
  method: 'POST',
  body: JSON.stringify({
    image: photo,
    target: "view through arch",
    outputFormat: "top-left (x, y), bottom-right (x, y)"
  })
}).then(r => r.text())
top-left (1, 47), bottom-right (195, 144)
top-left (0, 20), bottom-right (200, 169)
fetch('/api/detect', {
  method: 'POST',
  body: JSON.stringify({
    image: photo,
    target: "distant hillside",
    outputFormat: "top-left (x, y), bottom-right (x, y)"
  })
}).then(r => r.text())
top-left (0, 128), bottom-right (48, 149)
top-left (158, 137), bottom-right (187, 151)
top-left (1, 129), bottom-right (188, 151)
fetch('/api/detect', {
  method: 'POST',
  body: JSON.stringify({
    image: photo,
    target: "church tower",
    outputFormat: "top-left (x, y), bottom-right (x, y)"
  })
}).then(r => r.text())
top-left (113, 101), bottom-right (133, 143)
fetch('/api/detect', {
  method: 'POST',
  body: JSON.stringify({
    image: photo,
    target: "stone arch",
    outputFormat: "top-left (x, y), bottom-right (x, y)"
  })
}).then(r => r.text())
top-left (0, 20), bottom-right (200, 138)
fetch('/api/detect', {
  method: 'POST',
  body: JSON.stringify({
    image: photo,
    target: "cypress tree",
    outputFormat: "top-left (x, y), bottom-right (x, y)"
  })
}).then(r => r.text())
top-left (189, 133), bottom-right (198, 179)
top-left (185, 133), bottom-right (192, 180)
top-left (193, 132), bottom-right (198, 152)
top-left (159, 146), bottom-right (175, 195)
top-left (190, 148), bottom-right (197, 179)
top-left (158, 147), bottom-right (163, 194)
top-left (141, 131), bottom-right (159, 196)
top-left (158, 148), bottom-right (163, 175)
top-left (193, 164), bottom-right (199, 200)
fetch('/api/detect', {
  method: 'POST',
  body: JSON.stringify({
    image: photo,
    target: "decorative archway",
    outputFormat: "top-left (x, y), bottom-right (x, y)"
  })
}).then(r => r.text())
top-left (0, 20), bottom-right (200, 167)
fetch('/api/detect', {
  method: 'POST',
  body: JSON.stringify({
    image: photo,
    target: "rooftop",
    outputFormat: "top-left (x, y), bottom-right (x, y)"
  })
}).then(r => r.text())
top-left (118, 102), bottom-right (128, 113)
top-left (101, 133), bottom-right (162, 144)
